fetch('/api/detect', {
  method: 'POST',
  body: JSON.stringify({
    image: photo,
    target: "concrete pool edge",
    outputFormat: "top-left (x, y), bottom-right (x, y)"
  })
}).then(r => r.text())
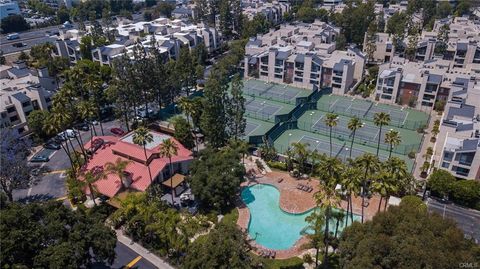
top-left (236, 182), bottom-right (316, 259)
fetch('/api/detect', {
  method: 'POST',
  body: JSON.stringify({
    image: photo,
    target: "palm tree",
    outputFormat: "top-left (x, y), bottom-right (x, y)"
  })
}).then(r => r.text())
top-left (78, 100), bottom-right (98, 142)
top-left (45, 113), bottom-right (74, 169)
top-left (81, 166), bottom-right (107, 206)
top-left (132, 126), bottom-right (154, 183)
top-left (314, 186), bottom-right (340, 268)
top-left (291, 142), bottom-right (310, 174)
top-left (309, 149), bottom-right (322, 176)
top-left (384, 129), bottom-right (401, 158)
top-left (347, 117), bottom-right (363, 159)
top-left (324, 113), bottom-right (339, 157)
top-left (342, 166), bottom-right (362, 225)
top-left (285, 148), bottom-right (295, 171)
top-left (371, 170), bottom-right (396, 213)
top-left (373, 112), bottom-right (391, 156)
top-left (50, 106), bottom-right (80, 163)
top-left (178, 97), bottom-right (193, 126)
top-left (355, 153), bottom-right (380, 223)
top-left (104, 157), bottom-right (133, 190)
top-left (159, 139), bottom-right (179, 205)
top-left (331, 210), bottom-right (345, 239)
top-left (301, 209), bottom-right (325, 268)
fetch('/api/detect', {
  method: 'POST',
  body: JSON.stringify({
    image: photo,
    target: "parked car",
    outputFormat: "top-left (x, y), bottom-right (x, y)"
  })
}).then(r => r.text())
top-left (110, 127), bottom-right (125, 136)
top-left (58, 129), bottom-right (77, 140)
top-left (43, 142), bottom-right (61, 150)
top-left (12, 42), bottom-right (26, 48)
top-left (30, 155), bottom-right (49, 162)
top-left (74, 123), bottom-right (89, 131)
top-left (87, 138), bottom-right (104, 154)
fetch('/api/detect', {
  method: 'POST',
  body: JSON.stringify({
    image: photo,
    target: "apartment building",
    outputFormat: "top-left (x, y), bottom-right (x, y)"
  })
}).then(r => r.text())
top-left (54, 28), bottom-right (84, 65)
top-left (0, 0), bottom-right (20, 20)
top-left (0, 61), bottom-right (55, 135)
top-left (243, 22), bottom-right (365, 93)
top-left (434, 80), bottom-right (480, 180)
top-left (90, 18), bottom-right (220, 66)
top-left (376, 56), bottom-right (480, 111)
top-left (242, 0), bottom-right (290, 25)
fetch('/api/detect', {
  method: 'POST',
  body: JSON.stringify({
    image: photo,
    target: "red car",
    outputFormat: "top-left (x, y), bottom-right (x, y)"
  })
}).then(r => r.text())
top-left (110, 128), bottom-right (125, 136)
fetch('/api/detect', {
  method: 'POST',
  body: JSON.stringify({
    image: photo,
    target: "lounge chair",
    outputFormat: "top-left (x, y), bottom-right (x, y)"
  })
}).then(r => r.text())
top-left (308, 187), bottom-right (313, 193)
top-left (277, 178), bottom-right (284, 183)
top-left (296, 184), bottom-right (302, 190)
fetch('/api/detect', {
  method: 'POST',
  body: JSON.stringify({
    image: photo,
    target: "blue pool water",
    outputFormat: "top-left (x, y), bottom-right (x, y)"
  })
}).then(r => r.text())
top-left (241, 184), bottom-right (360, 250)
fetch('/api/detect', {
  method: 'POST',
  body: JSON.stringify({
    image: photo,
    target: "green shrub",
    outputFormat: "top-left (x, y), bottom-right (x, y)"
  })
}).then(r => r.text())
top-left (408, 151), bottom-right (416, 159)
top-left (450, 180), bottom-right (480, 210)
top-left (427, 170), bottom-right (456, 198)
top-left (267, 160), bottom-right (287, 171)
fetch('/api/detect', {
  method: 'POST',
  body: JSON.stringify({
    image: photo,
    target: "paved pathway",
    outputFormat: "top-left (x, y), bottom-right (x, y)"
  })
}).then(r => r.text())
top-left (116, 230), bottom-right (175, 269)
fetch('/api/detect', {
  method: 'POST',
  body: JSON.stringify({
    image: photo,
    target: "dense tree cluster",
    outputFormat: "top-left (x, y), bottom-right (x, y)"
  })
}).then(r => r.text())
top-left (111, 192), bottom-right (211, 264)
top-left (427, 169), bottom-right (480, 210)
top-left (188, 145), bottom-right (246, 212)
top-left (0, 201), bottom-right (116, 268)
top-left (338, 196), bottom-right (480, 268)
top-left (1, 14), bottom-right (30, 34)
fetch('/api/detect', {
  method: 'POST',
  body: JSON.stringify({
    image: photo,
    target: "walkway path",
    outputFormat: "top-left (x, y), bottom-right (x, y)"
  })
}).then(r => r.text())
top-left (116, 230), bottom-right (175, 269)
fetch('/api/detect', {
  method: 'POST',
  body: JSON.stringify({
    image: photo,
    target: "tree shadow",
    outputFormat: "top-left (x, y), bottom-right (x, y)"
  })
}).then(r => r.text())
top-left (17, 194), bottom-right (54, 203)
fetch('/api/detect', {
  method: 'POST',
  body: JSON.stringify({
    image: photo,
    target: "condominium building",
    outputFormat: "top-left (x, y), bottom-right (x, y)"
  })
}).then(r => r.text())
top-left (242, 0), bottom-right (290, 25)
top-left (0, 61), bottom-right (55, 135)
top-left (243, 22), bottom-right (365, 93)
top-left (90, 18), bottom-right (220, 66)
top-left (0, 0), bottom-right (20, 20)
top-left (376, 56), bottom-right (480, 111)
top-left (434, 80), bottom-right (480, 180)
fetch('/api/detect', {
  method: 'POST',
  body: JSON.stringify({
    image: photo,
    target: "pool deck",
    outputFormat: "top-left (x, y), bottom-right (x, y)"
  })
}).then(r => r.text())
top-left (237, 160), bottom-right (386, 259)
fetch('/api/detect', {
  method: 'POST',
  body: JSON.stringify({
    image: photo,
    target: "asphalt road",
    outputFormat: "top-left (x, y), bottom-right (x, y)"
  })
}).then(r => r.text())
top-left (427, 198), bottom-right (480, 244)
top-left (92, 241), bottom-right (157, 269)
top-left (0, 25), bottom-right (61, 54)
top-left (13, 119), bottom-right (125, 202)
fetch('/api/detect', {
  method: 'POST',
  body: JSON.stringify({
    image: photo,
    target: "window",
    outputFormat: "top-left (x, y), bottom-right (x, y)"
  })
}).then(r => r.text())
top-left (443, 151), bottom-right (454, 161)
top-left (274, 74), bottom-right (282, 79)
top-left (22, 101), bottom-right (31, 107)
top-left (452, 166), bottom-right (470, 176)
top-left (441, 162), bottom-right (450, 168)
top-left (9, 115), bottom-right (18, 122)
top-left (18, 127), bottom-right (25, 134)
top-left (294, 77), bottom-right (303, 82)
top-left (6, 107), bottom-right (16, 113)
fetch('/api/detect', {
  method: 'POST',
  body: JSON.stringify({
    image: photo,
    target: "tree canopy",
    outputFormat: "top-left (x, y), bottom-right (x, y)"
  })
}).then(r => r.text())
top-left (338, 196), bottom-right (480, 269)
top-left (0, 201), bottom-right (116, 268)
top-left (188, 147), bottom-right (245, 212)
top-left (1, 14), bottom-right (30, 34)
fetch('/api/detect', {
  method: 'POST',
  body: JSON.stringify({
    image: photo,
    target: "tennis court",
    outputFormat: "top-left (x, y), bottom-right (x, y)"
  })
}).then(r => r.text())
top-left (273, 129), bottom-right (414, 170)
top-left (317, 95), bottom-right (428, 130)
top-left (244, 117), bottom-right (275, 138)
top-left (297, 110), bottom-right (422, 155)
top-left (244, 95), bottom-right (296, 123)
top-left (243, 79), bottom-right (309, 105)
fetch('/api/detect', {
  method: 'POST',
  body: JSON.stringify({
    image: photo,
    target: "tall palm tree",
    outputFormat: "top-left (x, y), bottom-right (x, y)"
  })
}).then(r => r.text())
top-left (177, 97), bottom-right (193, 126)
top-left (347, 117), bottom-right (363, 159)
top-left (159, 139), bottom-right (179, 205)
top-left (314, 185), bottom-right (340, 268)
top-left (342, 166), bottom-right (362, 225)
top-left (291, 142), bottom-right (310, 174)
top-left (45, 113), bottom-right (74, 169)
top-left (371, 170), bottom-right (396, 213)
top-left (301, 209), bottom-right (325, 268)
top-left (324, 113), bottom-right (339, 157)
top-left (133, 126), bottom-right (154, 183)
top-left (81, 166), bottom-right (107, 206)
top-left (309, 149), bottom-right (322, 176)
top-left (105, 157), bottom-right (133, 190)
top-left (50, 106), bottom-right (80, 163)
top-left (384, 129), bottom-right (401, 158)
top-left (355, 153), bottom-right (381, 223)
top-left (78, 100), bottom-right (98, 142)
top-left (331, 210), bottom-right (345, 239)
top-left (373, 112), bottom-right (391, 156)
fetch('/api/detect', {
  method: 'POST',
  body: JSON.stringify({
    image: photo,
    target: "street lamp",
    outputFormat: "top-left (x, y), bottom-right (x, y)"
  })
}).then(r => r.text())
top-left (287, 133), bottom-right (292, 150)
top-left (344, 147), bottom-right (349, 162)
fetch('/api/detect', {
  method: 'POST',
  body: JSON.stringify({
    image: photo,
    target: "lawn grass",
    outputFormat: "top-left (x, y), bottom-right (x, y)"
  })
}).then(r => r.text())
top-left (250, 254), bottom-right (304, 269)
top-left (221, 207), bottom-right (239, 225)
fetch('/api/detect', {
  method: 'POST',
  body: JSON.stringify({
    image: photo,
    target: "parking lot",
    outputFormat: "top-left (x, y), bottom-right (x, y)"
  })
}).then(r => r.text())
top-left (13, 119), bottom-right (126, 202)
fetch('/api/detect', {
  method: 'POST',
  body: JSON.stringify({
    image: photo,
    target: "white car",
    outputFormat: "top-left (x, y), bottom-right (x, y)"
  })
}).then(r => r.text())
top-left (58, 129), bottom-right (77, 139)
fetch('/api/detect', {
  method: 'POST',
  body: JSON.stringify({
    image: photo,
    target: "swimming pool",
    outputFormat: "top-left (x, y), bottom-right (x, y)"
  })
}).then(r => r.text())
top-left (241, 184), bottom-right (359, 250)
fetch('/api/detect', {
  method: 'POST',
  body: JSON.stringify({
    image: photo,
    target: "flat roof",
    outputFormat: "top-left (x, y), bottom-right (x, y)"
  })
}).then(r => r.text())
top-left (121, 131), bottom-right (171, 150)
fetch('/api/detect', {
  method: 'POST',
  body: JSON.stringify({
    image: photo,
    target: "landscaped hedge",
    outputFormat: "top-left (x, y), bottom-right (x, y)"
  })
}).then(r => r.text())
top-left (266, 160), bottom-right (287, 171)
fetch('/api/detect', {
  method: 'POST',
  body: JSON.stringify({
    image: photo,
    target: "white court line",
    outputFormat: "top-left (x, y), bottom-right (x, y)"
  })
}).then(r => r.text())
top-left (329, 98), bottom-right (339, 110)
top-left (263, 105), bottom-right (282, 117)
top-left (346, 102), bottom-right (353, 112)
top-left (246, 122), bottom-right (261, 136)
top-left (312, 114), bottom-right (325, 129)
top-left (402, 111), bottom-right (409, 126)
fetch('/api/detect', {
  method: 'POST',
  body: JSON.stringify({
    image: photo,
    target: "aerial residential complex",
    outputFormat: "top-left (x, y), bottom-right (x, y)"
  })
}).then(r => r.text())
top-left (243, 21), bottom-right (366, 93)
top-left (55, 18), bottom-right (221, 66)
top-left (434, 81), bottom-right (480, 180)
top-left (242, 0), bottom-right (290, 25)
top-left (0, 61), bottom-right (56, 135)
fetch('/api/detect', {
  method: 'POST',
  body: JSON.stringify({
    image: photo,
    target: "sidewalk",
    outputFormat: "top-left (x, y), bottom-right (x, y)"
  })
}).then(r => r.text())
top-left (412, 110), bottom-right (442, 181)
top-left (116, 229), bottom-right (175, 269)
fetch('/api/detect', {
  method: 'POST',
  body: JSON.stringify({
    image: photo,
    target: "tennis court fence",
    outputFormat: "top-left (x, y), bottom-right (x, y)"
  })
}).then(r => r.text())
top-left (296, 119), bottom-right (420, 155)
top-left (316, 102), bottom-right (426, 131)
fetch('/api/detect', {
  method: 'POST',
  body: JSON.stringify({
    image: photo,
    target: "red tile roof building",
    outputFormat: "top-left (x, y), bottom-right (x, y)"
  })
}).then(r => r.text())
top-left (82, 131), bottom-right (193, 198)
